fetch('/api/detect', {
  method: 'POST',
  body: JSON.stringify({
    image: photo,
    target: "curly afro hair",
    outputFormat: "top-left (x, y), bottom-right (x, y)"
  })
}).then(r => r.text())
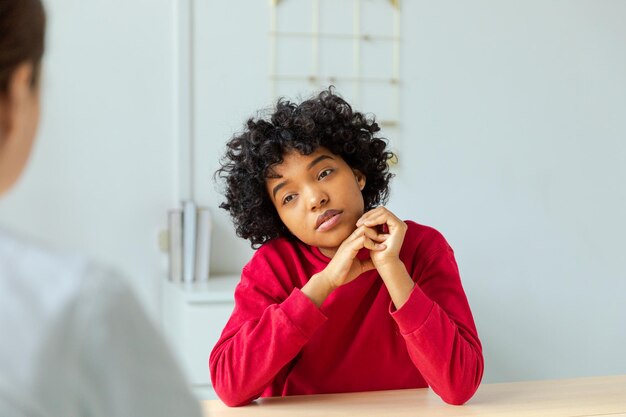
top-left (215, 87), bottom-right (396, 248)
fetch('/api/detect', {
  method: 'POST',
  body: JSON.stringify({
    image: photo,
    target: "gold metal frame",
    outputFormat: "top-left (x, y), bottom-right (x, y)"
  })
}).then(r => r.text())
top-left (269, 0), bottom-right (401, 129)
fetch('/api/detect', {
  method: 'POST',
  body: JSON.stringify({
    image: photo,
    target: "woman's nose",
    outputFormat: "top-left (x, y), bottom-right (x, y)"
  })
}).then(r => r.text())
top-left (307, 187), bottom-right (328, 210)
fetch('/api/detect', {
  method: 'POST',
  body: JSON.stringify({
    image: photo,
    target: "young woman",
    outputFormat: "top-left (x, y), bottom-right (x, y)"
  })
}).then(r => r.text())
top-left (210, 88), bottom-right (483, 406)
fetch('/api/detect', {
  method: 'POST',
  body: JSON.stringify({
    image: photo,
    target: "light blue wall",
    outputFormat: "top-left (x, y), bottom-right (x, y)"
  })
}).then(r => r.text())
top-left (396, 1), bottom-right (626, 383)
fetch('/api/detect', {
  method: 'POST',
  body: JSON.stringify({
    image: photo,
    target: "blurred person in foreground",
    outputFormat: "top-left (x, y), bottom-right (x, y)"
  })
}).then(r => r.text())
top-left (0, 1), bottom-right (203, 416)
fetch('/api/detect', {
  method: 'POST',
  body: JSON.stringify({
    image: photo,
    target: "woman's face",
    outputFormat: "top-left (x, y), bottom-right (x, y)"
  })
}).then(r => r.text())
top-left (0, 62), bottom-right (41, 195)
top-left (265, 147), bottom-right (366, 258)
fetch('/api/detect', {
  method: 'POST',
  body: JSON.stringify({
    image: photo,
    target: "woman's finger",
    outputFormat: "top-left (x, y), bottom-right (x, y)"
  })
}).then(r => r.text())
top-left (361, 213), bottom-right (404, 232)
top-left (347, 225), bottom-right (387, 243)
top-left (360, 235), bottom-right (386, 251)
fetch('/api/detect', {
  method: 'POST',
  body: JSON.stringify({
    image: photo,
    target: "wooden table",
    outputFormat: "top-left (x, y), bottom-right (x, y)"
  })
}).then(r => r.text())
top-left (203, 375), bottom-right (626, 417)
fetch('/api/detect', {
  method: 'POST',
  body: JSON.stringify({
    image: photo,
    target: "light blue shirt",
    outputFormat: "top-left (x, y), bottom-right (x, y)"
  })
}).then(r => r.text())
top-left (0, 229), bottom-right (203, 417)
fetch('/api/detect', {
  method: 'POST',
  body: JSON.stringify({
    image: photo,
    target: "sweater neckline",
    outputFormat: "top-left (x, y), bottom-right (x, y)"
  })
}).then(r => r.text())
top-left (310, 245), bottom-right (332, 263)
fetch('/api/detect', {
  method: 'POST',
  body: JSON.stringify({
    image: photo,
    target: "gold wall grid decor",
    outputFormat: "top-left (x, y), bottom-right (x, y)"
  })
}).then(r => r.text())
top-left (269, 0), bottom-right (401, 131)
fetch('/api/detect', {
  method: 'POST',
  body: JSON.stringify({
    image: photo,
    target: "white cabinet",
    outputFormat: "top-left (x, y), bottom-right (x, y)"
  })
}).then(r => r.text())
top-left (161, 275), bottom-right (238, 400)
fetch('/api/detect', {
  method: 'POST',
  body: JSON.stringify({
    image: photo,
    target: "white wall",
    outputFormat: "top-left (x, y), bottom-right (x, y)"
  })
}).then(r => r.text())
top-left (191, 0), bottom-right (267, 271)
top-left (193, 0), bottom-right (626, 383)
top-left (395, 0), bottom-right (626, 383)
top-left (0, 0), bottom-right (180, 318)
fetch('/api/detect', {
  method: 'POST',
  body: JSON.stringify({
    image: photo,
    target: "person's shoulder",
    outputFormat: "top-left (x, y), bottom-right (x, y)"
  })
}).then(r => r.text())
top-left (0, 229), bottom-right (88, 304)
top-left (246, 236), bottom-right (302, 265)
top-left (78, 262), bottom-right (133, 306)
top-left (258, 235), bottom-right (300, 252)
top-left (0, 229), bottom-right (128, 315)
top-left (404, 220), bottom-right (447, 243)
top-left (401, 220), bottom-right (452, 259)
top-left (240, 236), bottom-right (309, 287)
top-left (0, 228), bottom-right (86, 274)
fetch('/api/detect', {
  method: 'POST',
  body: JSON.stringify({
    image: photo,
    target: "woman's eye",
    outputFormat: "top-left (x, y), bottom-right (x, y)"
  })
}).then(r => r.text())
top-left (318, 169), bottom-right (333, 180)
top-left (283, 194), bottom-right (295, 205)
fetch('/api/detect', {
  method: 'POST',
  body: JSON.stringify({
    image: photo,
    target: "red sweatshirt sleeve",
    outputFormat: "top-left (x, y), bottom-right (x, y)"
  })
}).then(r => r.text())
top-left (209, 257), bottom-right (327, 407)
top-left (390, 230), bottom-right (484, 405)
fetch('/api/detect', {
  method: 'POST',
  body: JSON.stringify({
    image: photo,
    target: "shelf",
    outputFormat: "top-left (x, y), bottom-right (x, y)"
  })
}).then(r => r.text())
top-left (161, 275), bottom-right (237, 390)
top-left (164, 274), bottom-right (239, 304)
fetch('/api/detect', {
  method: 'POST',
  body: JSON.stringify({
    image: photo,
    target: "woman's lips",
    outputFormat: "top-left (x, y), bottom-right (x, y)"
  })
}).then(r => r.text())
top-left (316, 211), bottom-right (343, 232)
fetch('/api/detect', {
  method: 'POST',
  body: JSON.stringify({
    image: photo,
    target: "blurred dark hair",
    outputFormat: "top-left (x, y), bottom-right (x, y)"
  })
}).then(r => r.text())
top-left (0, 0), bottom-right (46, 93)
top-left (216, 87), bottom-right (396, 248)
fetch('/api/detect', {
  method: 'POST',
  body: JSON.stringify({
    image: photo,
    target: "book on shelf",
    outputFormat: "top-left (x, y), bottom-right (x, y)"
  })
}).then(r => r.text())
top-left (182, 200), bottom-right (197, 283)
top-left (167, 201), bottom-right (212, 284)
top-left (167, 209), bottom-right (183, 282)
top-left (194, 207), bottom-right (212, 283)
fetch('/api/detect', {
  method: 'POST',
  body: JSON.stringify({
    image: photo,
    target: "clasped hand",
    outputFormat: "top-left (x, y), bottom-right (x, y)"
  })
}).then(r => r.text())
top-left (322, 206), bottom-right (407, 289)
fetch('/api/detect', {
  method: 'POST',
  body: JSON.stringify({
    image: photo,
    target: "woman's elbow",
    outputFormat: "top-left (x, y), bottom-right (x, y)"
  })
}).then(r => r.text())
top-left (440, 389), bottom-right (475, 406)
top-left (209, 359), bottom-right (257, 407)
top-left (215, 389), bottom-right (255, 408)
top-left (442, 372), bottom-right (483, 405)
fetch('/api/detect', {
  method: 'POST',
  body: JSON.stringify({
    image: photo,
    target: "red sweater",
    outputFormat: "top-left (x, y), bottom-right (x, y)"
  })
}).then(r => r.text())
top-left (209, 221), bottom-right (483, 406)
